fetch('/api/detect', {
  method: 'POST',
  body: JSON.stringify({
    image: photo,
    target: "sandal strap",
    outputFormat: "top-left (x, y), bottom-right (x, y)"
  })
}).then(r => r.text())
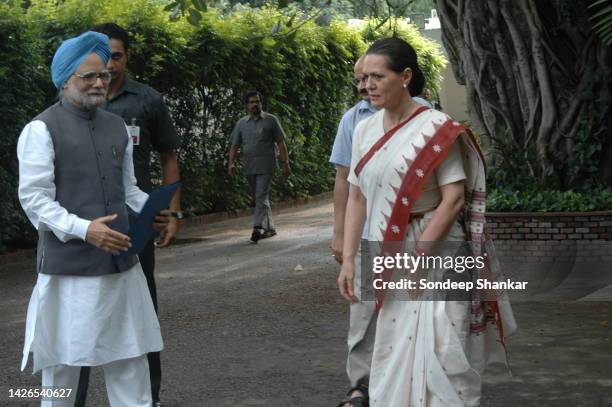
top-left (337, 396), bottom-right (368, 407)
top-left (338, 381), bottom-right (369, 407)
top-left (346, 381), bottom-right (369, 398)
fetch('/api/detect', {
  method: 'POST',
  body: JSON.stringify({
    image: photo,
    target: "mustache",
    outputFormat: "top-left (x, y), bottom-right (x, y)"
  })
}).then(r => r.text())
top-left (359, 89), bottom-right (368, 96)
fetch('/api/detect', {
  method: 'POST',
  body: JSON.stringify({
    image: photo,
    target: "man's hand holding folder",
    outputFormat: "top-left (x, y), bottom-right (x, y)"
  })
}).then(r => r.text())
top-left (116, 181), bottom-right (182, 258)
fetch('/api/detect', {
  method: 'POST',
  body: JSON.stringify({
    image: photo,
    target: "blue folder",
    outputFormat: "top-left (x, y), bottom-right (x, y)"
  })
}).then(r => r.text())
top-left (117, 181), bottom-right (181, 258)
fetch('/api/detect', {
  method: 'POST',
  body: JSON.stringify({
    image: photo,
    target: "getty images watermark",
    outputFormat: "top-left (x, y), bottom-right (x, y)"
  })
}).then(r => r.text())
top-left (371, 251), bottom-right (527, 291)
top-left (358, 241), bottom-right (530, 301)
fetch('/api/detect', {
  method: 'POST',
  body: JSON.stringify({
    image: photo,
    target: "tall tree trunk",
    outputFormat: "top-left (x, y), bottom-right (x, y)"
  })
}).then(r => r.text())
top-left (435, 0), bottom-right (612, 189)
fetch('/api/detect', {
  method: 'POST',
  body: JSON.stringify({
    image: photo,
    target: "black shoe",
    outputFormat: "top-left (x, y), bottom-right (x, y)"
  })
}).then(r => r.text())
top-left (250, 228), bottom-right (263, 244)
top-left (261, 229), bottom-right (277, 239)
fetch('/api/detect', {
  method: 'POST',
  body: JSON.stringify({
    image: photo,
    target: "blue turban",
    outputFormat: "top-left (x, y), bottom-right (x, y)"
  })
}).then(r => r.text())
top-left (51, 31), bottom-right (111, 89)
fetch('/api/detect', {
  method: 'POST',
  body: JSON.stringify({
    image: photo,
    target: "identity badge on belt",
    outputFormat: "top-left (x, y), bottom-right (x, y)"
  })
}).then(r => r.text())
top-left (127, 118), bottom-right (140, 146)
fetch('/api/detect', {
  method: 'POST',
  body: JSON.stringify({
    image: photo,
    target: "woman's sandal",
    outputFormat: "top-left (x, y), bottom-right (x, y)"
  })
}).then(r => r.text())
top-left (337, 382), bottom-right (369, 407)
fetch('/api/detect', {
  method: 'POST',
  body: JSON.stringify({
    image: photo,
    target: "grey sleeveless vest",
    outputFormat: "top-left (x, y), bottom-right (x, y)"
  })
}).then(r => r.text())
top-left (34, 100), bottom-right (138, 276)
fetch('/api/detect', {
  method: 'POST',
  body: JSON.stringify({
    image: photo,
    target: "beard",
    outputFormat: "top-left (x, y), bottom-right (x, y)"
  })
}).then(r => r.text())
top-left (63, 84), bottom-right (107, 111)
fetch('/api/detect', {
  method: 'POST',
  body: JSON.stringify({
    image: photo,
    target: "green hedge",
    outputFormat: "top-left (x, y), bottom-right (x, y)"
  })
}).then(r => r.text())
top-left (0, 3), bottom-right (48, 252)
top-left (487, 188), bottom-right (612, 213)
top-left (0, 1), bottom-right (446, 253)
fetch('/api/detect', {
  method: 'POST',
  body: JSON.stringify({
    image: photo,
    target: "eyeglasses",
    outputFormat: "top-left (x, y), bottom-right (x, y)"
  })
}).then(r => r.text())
top-left (74, 70), bottom-right (112, 84)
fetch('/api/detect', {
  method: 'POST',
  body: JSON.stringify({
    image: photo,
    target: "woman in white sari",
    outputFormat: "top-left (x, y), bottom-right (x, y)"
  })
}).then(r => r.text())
top-left (338, 38), bottom-right (515, 407)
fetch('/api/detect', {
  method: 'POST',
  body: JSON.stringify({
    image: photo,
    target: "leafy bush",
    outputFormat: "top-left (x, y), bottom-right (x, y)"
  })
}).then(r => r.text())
top-left (487, 187), bottom-right (612, 212)
top-left (0, 0), bottom-right (447, 252)
top-left (0, 3), bottom-right (48, 252)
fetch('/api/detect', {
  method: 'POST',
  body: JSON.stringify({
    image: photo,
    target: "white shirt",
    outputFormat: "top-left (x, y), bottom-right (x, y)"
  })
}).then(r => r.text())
top-left (18, 119), bottom-right (162, 372)
top-left (413, 96), bottom-right (433, 109)
top-left (17, 120), bottom-right (148, 242)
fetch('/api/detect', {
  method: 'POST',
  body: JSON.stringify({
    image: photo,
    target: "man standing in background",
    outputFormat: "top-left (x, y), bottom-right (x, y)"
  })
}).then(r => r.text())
top-left (413, 87), bottom-right (434, 109)
top-left (330, 56), bottom-right (378, 407)
top-left (228, 91), bottom-right (290, 244)
top-left (74, 22), bottom-right (183, 407)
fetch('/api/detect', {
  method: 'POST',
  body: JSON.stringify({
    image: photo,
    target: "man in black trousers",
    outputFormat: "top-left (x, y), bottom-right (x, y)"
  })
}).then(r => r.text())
top-left (75, 22), bottom-right (182, 407)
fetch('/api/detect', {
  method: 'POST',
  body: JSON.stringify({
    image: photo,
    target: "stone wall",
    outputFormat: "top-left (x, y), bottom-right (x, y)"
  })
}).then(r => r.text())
top-left (485, 211), bottom-right (612, 241)
top-left (485, 211), bottom-right (612, 263)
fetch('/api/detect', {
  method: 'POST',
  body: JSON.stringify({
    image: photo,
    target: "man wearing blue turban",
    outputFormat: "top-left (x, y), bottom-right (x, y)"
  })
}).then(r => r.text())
top-left (51, 31), bottom-right (112, 89)
top-left (17, 31), bottom-right (167, 406)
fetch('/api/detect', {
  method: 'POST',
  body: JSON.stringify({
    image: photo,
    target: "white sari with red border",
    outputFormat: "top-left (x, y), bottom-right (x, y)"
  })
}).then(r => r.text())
top-left (348, 107), bottom-right (516, 407)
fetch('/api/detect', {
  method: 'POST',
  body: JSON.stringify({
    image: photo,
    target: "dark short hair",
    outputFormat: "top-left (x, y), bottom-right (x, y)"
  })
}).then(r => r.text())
top-left (244, 91), bottom-right (262, 104)
top-left (366, 37), bottom-right (425, 97)
top-left (91, 22), bottom-right (130, 53)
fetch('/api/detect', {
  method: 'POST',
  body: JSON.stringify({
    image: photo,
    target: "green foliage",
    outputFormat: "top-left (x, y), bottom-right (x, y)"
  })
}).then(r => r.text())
top-left (487, 187), bottom-right (612, 212)
top-left (0, 0), bottom-right (448, 253)
top-left (486, 129), bottom-right (541, 192)
top-left (479, 111), bottom-right (612, 212)
top-left (0, 3), bottom-right (47, 252)
top-left (166, 0), bottom-right (436, 31)
top-left (485, 57), bottom-right (611, 193)
top-left (352, 0), bottom-right (434, 20)
top-left (590, 0), bottom-right (612, 45)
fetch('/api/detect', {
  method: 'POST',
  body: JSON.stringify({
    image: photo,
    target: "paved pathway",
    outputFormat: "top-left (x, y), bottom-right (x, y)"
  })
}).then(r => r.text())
top-left (1, 200), bottom-right (611, 406)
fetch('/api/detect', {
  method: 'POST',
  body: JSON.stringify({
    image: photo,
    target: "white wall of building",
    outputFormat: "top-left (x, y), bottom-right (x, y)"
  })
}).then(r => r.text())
top-left (421, 26), bottom-right (470, 123)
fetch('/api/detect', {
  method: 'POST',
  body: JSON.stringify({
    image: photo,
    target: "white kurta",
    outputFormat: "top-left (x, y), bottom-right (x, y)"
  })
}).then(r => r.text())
top-left (18, 120), bottom-right (163, 373)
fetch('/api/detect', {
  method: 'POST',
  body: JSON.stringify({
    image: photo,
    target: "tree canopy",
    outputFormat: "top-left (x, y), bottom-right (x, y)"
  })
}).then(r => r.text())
top-left (436, 0), bottom-right (611, 192)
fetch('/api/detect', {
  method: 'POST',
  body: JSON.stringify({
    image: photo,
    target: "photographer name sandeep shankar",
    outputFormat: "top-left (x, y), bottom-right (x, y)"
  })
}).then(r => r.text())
top-left (372, 278), bottom-right (528, 291)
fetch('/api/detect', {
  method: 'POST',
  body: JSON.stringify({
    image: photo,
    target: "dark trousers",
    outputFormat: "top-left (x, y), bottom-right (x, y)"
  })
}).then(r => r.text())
top-left (74, 240), bottom-right (161, 405)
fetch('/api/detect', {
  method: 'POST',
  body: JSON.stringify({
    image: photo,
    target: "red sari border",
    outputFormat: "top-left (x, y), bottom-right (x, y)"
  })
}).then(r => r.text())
top-left (354, 106), bottom-right (429, 178)
top-left (374, 119), bottom-right (468, 311)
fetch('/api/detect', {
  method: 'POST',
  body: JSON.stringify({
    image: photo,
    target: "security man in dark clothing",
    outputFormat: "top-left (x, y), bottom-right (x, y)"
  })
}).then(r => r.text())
top-left (75, 22), bottom-right (182, 407)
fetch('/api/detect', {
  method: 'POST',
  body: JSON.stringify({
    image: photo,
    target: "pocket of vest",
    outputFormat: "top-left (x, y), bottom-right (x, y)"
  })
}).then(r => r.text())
top-left (110, 145), bottom-right (124, 174)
